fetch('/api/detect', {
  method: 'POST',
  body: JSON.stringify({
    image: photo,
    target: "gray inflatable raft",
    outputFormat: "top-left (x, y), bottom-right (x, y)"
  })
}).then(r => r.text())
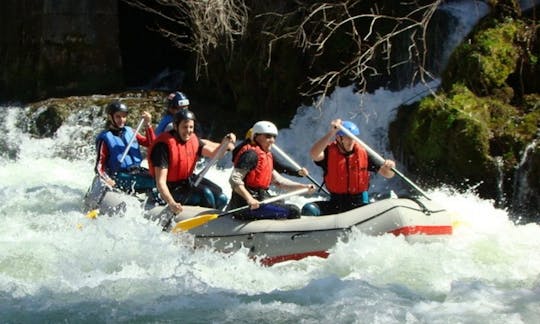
top-left (84, 176), bottom-right (453, 266)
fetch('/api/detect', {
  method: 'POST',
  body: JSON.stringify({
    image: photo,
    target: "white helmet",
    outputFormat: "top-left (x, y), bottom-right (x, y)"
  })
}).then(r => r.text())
top-left (251, 121), bottom-right (278, 140)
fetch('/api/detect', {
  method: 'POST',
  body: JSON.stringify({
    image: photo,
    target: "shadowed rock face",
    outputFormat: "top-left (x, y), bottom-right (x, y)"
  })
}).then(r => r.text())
top-left (0, 0), bottom-right (123, 101)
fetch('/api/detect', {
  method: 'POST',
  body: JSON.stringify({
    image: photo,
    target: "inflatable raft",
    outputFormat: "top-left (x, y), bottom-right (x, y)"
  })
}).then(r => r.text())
top-left (84, 176), bottom-right (453, 266)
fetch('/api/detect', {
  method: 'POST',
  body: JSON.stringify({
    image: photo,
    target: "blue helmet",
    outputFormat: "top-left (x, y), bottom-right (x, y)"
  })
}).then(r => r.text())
top-left (168, 91), bottom-right (190, 109)
top-left (337, 121), bottom-right (360, 136)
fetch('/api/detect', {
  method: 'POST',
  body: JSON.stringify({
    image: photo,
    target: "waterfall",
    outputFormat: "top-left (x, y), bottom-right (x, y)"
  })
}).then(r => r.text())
top-left (494, 156), bottom-right (505, 208)
top-left (511, 138), bottom-right (540, 222)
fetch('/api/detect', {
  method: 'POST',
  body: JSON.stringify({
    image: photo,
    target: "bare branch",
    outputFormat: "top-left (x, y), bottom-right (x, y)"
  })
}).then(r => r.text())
top-left (123, 0), bottom-right (248, 78)
top-left (123, 0), bottom-right (442, 109)
top-left (262, 0), bottom-right (443, 107)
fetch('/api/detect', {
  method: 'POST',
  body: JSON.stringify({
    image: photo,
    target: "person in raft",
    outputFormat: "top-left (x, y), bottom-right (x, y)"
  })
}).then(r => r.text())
top-left (301, 119), bottom-right (395, 216)
top-left (227, 121), bottom-right (315, 220)
top-left (148, 109), bottom-right (236, 214)
top-left (94, 100), bottom-right (156, 193)
top-left (237, 127), bottom-right (311, 179)
top-left (155, 91), bottom-right (190, 135)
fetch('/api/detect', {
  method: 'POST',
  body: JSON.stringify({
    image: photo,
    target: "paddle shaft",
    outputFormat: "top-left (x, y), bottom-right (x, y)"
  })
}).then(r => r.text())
top-left (218, 187), bottom-right (310, 218)
top-left (337, 124), bottom-right (431, 200)
top-left (119, 118), bottom-right (145, 164)
top-left (171, 187), bottom-right (311, 232)
top-left (272, 144), bottom-right (330, 195)
top-left (193, 140), bottom-right (229, 187)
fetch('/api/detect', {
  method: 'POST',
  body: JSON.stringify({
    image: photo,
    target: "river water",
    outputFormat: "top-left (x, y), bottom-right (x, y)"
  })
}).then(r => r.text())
top-left (2, 82), bottom-right (540, 323)
top-left (3, 2), bottom-right (540, 322)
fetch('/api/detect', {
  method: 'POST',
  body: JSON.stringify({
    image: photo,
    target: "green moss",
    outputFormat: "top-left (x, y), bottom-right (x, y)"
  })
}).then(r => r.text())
top-left (443, 19), bottom-right (523, 96)
top-left (475, 20), bottom-right (521, 85)
top-left (401, 84), bottom-right (494, 186)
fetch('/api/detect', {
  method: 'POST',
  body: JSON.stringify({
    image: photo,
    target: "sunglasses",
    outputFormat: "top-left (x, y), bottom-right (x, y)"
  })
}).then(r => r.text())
top-left (262, 134), bottom-right (276, 139)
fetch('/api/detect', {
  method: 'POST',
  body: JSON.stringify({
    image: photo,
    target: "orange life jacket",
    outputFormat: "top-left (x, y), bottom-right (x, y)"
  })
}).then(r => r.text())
top-left (148, 132), bottom-right (199, 182)
top-left (233, 143), bottom-right (273, 189)
top-left (324, 142), bottom-right (370, 194)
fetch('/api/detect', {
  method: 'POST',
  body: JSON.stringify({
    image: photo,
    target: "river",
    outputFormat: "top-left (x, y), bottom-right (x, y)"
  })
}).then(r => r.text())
top-left (2, 81), bottom-right (540, 323)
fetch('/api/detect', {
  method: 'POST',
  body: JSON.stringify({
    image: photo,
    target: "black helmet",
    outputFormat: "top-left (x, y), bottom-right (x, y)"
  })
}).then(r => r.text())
top-left (174, 109), bottom-right (196, 124)
top-left (167, 91), bottom-right (190, 109)
top-left (106, 101), bottom-right (128, 115)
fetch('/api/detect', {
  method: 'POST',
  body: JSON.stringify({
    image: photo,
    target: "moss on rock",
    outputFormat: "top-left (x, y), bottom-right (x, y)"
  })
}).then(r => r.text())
top-left (442, 18), bottom-right (523, 96)
top-left (393, 84), bottom-right (495, 190)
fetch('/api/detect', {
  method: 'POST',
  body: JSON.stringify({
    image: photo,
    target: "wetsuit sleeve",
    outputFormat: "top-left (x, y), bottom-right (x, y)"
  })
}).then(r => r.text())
top-left (313, 147), bottom-right (328, 173)
top-left (136, 126), bottom-right (156, 147)
top-left (229, 149), bottom-right (258, 187)
top-left (235, 149), bottom-right (258, 170)
top-left (273, 156), bottom-right (300, 176)
top-left (150, 142), bottom-right (169, 169)
top-left (155, 115), bottom-right (172, 135)
top-left (94, 139), bottom-right (111, 180)
top-left (197, 137), bottom-right (205, 158)
top-left (367, 156), bottom-right (379, 173)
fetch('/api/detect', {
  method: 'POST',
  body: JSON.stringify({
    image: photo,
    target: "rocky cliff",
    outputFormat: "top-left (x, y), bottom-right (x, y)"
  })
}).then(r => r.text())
top-left (0, 0), bottom-right (123, 101)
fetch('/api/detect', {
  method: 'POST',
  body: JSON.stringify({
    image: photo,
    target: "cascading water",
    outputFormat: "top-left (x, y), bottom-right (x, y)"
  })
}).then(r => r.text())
top-left (2, 1), bottom-right (540, 323)
top-left (494, 156), bottom-right (505, 208)
top-left (511, 138), bottom-right (540, 222)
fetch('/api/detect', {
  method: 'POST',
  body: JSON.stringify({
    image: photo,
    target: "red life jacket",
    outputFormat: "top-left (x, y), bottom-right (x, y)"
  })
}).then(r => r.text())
top-left (324, 142), bottom-right (370, 194)
top-left (148, 132), bottom-right (199, 182)
top-left (233, 143), bottom-right (273, 189)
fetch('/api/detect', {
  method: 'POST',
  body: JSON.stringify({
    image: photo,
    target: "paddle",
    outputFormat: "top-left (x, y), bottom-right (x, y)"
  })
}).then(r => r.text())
top-left (171, 187), bottom-right (310, 232)
top-left (337, 124), bottom-right (432, 200)
top-left (193, 138), bottom-right (229, 187)
top-left (119, 118), bottom-right (145, 164)
top-left (84, 176), bottom-right (119, 219)
top-left (272, 144), bottom-right (330, 196)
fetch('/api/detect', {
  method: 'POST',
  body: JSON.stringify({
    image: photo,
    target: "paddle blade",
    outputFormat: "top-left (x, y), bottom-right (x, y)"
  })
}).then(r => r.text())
top-left (86, 209), bottom-right (99, 219)
top-left (172, 213), bottom-right (219, 232)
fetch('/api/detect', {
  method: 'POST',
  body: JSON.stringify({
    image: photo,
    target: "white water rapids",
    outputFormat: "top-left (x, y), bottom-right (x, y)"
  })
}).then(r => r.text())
top-left (1, 82), bottom-right (540, 323)
top-left (3, 1), bottom-right (540, 321)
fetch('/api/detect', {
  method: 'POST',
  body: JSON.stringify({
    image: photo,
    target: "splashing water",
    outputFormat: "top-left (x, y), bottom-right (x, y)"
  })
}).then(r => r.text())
top-left (2, 81), bottom-right (540, 323)
top-left (3, 2), bottom-right (540, 321)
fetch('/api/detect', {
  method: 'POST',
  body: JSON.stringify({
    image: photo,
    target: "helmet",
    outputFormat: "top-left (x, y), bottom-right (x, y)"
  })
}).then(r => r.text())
top-left (245, 128), bottom-right (253, 140)
top-left (336, 121), bottom-right (360, 136)
top-left (106, 101), bottom-right (128, 115)
top-left (251, 121), bottom-right (278, 139)
top-left (168, 91), bottom-right (190, 109)
top-left (173, 109), bottom-right (196, 124)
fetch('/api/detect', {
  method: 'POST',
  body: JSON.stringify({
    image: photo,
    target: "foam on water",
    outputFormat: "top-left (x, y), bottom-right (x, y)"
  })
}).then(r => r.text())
top-left (2, 80), bottom-right (540, 322)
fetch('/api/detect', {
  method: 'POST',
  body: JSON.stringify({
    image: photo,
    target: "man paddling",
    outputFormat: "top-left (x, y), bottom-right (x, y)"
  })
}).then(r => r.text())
top-left (228, 120), bottom-right (315, 219)
top-left (302, 119), bottom-right (395, 216)
top-left (148, 109), bottom-right (236, 214)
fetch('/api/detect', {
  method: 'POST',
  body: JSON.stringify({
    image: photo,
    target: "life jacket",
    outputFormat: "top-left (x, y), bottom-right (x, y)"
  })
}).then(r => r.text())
top-left (233, 143), bottom-right (273, 190)
top-left (324, 142), bottom-right (369, 194)
top-left (96, 127), bottom-right (141, 173)
top-left (148, 131), bottom-right (199, 182)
